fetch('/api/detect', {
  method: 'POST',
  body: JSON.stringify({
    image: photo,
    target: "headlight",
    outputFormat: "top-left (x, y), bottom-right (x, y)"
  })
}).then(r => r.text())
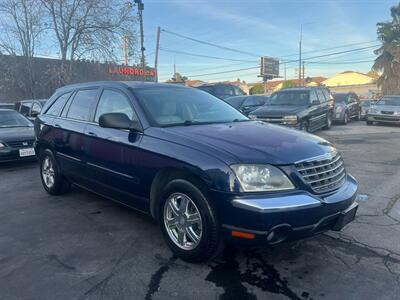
top-left (369, 107), bottom-right (378, 114)
top-left (336, 106), bottom-right (343, 113)
top-left (231, 164), bottom-right (295, 192)
top-left (0, 142), bottom-right (6, 149)
top-left (283, 115), bottom-right (298, 124)
top-left (248, 114), bottom-right (257, 120)
top-left (394, 111), bottom-right (400, 115)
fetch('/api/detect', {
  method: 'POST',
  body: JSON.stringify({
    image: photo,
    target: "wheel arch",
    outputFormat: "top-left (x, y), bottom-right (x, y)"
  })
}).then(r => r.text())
top-left (149, 167), bottom-right (211, 220)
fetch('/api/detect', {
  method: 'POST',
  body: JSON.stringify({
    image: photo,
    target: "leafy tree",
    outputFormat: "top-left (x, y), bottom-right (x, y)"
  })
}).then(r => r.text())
top-left (250, 82), bottom-right (264, 94)
top-left (373, 2), bottom-right (400, 95)
top-left (367, 70), bottom-right (380, 80)
top-left (282, 80), bottom-right (296, 89)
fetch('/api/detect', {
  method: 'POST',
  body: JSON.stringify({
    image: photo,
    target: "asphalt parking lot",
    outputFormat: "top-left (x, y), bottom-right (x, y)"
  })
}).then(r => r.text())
top-left (1, 121), bottom-right (400, 300)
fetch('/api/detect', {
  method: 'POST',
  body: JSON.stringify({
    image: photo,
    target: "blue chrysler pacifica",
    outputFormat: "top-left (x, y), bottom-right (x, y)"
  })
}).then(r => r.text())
top-left (34, 81), bottom-right (358, 263)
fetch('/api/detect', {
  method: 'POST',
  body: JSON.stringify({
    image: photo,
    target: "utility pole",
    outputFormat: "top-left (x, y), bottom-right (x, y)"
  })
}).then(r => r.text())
top-left (302, 61), bottom-right (305, 86)
top-left (134, 0), bottom-right (146, 81)
top-left (154, 26), bottom-right (161, 82)
top-left (123, 34), bottom-right (128, 65)
top-left (298, 24), bottom-right (302, 87)
top-left (284, 62), bottom-right (287, 81)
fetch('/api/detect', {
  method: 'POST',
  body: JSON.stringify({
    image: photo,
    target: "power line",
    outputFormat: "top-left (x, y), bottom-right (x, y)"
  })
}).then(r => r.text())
top-left (306, 59), bottom-right (375, 65)
top-left (159, 47), bottom-right (257, 63)
top-left (161, 28), bottom-right (261, 57)
top-left (279, 40), bottom-right (378, 58)
top-left (186, 66), bottom-right (260, 78)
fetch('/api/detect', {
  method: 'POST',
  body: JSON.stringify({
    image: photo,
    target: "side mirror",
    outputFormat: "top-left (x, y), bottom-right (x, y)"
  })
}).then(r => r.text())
top-left (31, 111), bottom-right (39, 118)
top-left (311, 100), bottom-right (320, 106)
top-left (99, 113), bottom-right (142, 133)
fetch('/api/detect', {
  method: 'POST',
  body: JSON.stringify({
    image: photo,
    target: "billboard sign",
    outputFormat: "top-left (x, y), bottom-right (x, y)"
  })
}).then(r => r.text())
top-left (260, 56), bottom-right (279, 79)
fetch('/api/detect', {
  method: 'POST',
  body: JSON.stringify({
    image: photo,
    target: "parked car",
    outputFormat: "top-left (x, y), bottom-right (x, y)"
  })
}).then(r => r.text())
top-left (224, 95), bottom-right (269, 115)
top-left (366, 95), bottom-right (400, 125)
top-left (197, 83), bottom-right (246, 100)
top-left (332, 92), bottom-right (361, 124)
top-left (15, 99), bottom-right (47, 121)
top-left (360, 99), bottom-right (376, 120)
top-left (35, 82), bottom-right (358, 263)
top-left (249, 87), bottom-right (334, 132)
top-left (0, 103), bottom-right (15, 110)
top-left (0, 109), bottom-right (36, 162)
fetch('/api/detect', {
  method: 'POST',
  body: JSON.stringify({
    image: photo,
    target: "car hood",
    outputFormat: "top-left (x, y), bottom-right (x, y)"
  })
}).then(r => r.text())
top-left (0, 126), bottom-right (35, 142)
top-left (146, 121), bottom-right (336, 165)
top-left (250, 105), bottom-right (307, 117)
top-left (374, 105), bottom-right (400, 112)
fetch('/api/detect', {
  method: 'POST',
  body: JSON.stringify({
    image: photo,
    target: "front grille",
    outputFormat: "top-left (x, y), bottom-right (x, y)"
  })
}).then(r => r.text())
top-left (6, 140), bottom-right (34, 148)
top-left (256, 116), bottom-right (284, 123)
top-left (381, 111), bottom-right (394, 115)
top-left (295, 153), bottom-right (346, 193)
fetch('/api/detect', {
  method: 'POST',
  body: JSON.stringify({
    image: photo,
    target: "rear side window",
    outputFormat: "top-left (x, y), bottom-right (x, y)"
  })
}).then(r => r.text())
top-left (94, 89), bottom-right (135, 122)
top-left (46, 92), bottom-right (72, 116)
top-left (67, 89), bottom-right (98, 121)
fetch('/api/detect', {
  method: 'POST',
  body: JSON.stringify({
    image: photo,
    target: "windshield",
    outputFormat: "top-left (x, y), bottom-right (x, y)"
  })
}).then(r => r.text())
top-left (269, 91), bottom-right (310, 106)
top-left (0, 110), bottom-right (32, 127)
top-left (333, 94), bottom-right (348, 103)
top-left (134, 87), bottom-right (248, 127)
top-left (376, 96), bottom-right (400, 106)
top-left (360, 100), bottom-right (372, 107)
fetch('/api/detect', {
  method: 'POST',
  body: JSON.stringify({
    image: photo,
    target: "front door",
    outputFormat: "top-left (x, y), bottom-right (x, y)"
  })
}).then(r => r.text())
top-left (84, 88), bottom-right (146, 210)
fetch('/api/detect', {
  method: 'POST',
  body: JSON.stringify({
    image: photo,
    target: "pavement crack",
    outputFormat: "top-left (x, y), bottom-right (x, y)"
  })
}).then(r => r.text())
top-left (145, 256), bottom-right (177, 300)
top-left (383, 193), bottom-right (400, 221)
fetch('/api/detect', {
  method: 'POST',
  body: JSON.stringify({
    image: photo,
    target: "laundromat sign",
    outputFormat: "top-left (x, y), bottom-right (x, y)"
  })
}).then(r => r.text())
top-left (109, 66), bottom-right (156, 77)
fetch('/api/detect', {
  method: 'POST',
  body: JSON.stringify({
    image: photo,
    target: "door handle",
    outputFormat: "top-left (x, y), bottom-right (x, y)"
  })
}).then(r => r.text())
top-left (86, 132), bottom-right (97, 137)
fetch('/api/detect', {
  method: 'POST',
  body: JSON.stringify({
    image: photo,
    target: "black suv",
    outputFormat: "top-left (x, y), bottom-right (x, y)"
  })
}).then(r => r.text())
top-left (249, 87), bottom-right (334, 132)
top-left (196, 83), bottom-right (246, 100)
top-left (332, 92), bottom-right (361, 124)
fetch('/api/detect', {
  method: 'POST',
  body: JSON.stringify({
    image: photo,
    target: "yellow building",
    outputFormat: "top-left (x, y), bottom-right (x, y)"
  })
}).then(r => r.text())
top-left (322, 71), bottom-right (374, 87)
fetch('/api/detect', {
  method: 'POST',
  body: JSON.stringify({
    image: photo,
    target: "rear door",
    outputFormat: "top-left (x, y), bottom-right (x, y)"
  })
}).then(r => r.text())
top-left (314, 89), bottom-right (328, 128)
top-left (53, 88), bottom-right (99, 182)
top-left (84, 88), bottom-right (146, 210)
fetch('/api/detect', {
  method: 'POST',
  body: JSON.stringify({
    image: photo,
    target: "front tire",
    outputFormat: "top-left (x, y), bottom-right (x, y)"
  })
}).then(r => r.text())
top-left (323, 113), bottom-right (332, 130)
top-left (40, 149), bottom-right (70, 195)
top-left (343, 112), bottom-right (349, 125)
top-left (355, 109), bottom-right (361, 121)
top-left (366, 120), bottom-right (373, 126)
top-left (300, 120), bottom-right (309, 132)
top-left (159, 179), bottom-right (223, 263)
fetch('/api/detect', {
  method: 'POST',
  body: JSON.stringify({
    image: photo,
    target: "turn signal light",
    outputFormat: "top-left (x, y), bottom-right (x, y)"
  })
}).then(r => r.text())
top-left (231, 230), bottom-right (255, 240)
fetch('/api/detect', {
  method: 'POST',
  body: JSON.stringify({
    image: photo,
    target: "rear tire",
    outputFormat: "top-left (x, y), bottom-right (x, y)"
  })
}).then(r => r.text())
top-left (158, 179), bottom-right (223, 263)
top-left (39, 149), bottom-right (70, 195)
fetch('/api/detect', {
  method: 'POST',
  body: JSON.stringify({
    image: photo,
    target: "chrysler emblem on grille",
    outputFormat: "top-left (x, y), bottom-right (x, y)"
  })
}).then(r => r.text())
top-left (22, 141), bottom-right (28, 146)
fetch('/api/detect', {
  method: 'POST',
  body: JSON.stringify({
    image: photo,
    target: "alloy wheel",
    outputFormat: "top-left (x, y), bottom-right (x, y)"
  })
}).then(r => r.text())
top-left (163, 193), bottom-right (203, 250)
top-left (42, 156), bottom-right (55, 188)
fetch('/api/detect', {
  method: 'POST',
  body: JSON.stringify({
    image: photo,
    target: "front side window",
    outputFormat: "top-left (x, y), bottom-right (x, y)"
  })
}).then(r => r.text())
top-left (333, 94), bottom-right (348, 104)
top-left (135, 87), bottom-right (248, 127)
top-left (46, 92), bottom-right (72, 116)
top-left (67, 89), bottom-right (98, 121)
top-left (20, 102), bottom-right (32, 115)
top-left (32, 102), bottom-right (41, 115)
top-left (234, 86), bottom-right (246, 96)
top-left (95, 90), bottom-right (135, 122)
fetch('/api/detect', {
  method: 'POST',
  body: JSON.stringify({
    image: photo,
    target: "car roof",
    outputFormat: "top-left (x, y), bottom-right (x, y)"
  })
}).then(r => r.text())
top-left (55, 81), bottom-right (187, 93)
top-left (198, 83), bottom-right (234, 87)
top-left (0, 108), bottom-right (15, 112)
top-left (277, 87), bottom-right (322, 92)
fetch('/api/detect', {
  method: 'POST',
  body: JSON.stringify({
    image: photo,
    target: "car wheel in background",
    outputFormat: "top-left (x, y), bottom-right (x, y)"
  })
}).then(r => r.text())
top-left (300, 120), bottom-right (309, 132)
top-left (323, 113), bottom-right (332, 130)
top-left (366, 120), bottom-right (373, 126)
top-left (39, 149), bottom-right (71, 195)
top-left (343, 112), bottom-right (349, 125)
top-left (159, 179), bottom-right (223, 263)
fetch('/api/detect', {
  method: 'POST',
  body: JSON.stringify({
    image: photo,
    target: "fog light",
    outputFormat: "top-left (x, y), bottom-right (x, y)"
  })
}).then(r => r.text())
top-left (267, 231), bottom-right (275, 241)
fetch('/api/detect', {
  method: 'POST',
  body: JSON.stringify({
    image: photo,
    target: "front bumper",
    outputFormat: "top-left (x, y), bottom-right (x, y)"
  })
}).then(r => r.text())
top-left (213, 174), bottom-right (358, 246)
top-left (367, 114), bottom-right (400, 123)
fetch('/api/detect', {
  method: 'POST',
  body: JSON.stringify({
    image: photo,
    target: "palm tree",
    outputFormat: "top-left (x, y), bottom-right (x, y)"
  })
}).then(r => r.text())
top-left (373, 3), bottom-right (400, 95)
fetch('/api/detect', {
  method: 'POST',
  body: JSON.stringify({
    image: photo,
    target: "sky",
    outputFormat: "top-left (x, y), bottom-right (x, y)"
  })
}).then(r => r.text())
top-left (139, 0), bottom-right (398, 83)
